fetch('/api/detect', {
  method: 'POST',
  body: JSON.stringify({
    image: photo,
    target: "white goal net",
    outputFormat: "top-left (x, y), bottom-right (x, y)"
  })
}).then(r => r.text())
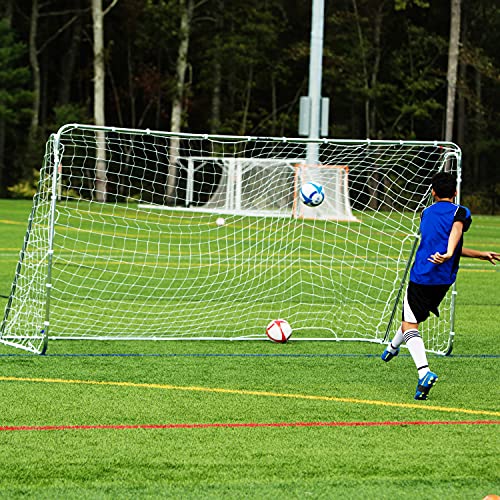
top-left (0, 124), bottom-right (461, 355)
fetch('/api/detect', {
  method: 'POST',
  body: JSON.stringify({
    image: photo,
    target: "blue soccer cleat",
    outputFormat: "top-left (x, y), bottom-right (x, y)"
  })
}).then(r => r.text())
top-left (381, 346), bottom-right (400, 362)
top-left (414, 371), bottom-right (438, 400)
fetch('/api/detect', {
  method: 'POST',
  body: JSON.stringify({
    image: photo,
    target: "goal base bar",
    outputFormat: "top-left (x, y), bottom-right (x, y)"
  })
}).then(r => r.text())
top-left (46, 336), bottom-right (451, 355)
top-left (0, 337), bottom-right (48, 355)
top-left (48, 336), bottom-right (385, 342)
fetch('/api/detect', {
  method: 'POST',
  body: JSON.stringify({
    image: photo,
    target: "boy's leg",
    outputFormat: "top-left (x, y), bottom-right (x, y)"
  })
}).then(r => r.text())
top-left (401, 283), bottom-right (432, 377)
top-left (384, 282), bottom-right (440, 399)
top-left (402, 323), bottom-right (429, 379)
top-left (381, 282), bottom-right (417, 362)
top-left (381, 326), bottom-right (404, 361)
top-left (402, 323), bottom-right (438, 400)
top-left (383, 321), bottom-right (432, 378)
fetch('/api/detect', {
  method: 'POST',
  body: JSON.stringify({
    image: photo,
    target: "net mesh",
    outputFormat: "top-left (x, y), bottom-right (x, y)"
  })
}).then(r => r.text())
top-left (1, 125), bottom-right (461, 354)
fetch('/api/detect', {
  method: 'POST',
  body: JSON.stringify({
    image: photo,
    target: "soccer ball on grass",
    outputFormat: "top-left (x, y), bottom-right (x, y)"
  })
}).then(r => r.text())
top-left (266, 319), bottom-right (292, 343)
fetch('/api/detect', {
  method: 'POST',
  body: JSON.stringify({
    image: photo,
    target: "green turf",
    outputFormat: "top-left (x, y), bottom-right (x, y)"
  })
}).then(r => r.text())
top-left (0, 198), bottom-right (448, 351)
top-left (0, 199), bottom-right (499, 499)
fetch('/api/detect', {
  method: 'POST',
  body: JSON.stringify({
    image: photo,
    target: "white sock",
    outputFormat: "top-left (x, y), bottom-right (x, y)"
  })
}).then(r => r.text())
top-left (388, 327), bottom-right (404, 352)
top-left (403, 329), bottom-right (430, 379)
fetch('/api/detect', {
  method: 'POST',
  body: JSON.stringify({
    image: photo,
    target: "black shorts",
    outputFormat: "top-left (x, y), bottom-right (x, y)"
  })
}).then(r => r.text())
top-left (402, 281), bottom-right (451, 324)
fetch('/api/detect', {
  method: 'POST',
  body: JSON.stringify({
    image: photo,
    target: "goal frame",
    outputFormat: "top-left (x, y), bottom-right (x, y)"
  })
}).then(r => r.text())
top-left (0, 124), bottom-right (462, 355)
top-left (139, 158), bottom-right (358, 222)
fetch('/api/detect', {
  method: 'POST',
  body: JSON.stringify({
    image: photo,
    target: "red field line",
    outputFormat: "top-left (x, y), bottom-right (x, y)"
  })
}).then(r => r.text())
top-left (0, 420), bottom-right (498, 432)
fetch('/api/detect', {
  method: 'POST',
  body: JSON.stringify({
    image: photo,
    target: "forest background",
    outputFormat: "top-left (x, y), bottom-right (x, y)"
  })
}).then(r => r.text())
top-left (1, 0), bottom-right (499, 212)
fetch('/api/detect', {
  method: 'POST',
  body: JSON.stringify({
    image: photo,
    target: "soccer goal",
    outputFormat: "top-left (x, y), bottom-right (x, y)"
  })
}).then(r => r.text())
top-left (140, 157), bottom-right (357, 222)
top-left (0, 124), bottom-right (461, 355)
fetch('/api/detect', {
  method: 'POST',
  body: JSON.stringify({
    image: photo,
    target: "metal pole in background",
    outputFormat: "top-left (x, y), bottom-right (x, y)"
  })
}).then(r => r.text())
top-left (300, 0), bottom-right (328, 165)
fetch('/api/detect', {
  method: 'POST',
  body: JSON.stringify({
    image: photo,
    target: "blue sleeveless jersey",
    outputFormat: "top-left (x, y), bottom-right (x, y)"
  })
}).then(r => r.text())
top-left (410, 201), bottom-right (472, 285)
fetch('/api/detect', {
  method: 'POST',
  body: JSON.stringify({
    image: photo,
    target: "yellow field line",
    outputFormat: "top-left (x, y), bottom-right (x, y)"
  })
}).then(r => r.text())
top-left (0, 220), bottom-right (26, 225)
top-left (1, 376), bottom-right (498, 417)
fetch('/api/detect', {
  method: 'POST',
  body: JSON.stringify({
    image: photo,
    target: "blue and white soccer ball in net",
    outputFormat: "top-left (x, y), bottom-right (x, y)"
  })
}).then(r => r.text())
top-left (299, 182), bottom-right (325, 207)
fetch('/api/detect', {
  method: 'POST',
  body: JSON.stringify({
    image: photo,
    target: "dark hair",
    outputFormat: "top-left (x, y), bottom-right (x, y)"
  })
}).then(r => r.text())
top-left (431, 172), bottom-right (457, 198)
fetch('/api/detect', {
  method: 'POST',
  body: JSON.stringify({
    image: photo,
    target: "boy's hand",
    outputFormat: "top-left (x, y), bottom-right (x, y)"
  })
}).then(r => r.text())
top-left (428, 252), bottom-right (452, 264)
top-left (479, 251), bottom-right (500, 265)
top-left (462, 247), bottom-right (500, 263)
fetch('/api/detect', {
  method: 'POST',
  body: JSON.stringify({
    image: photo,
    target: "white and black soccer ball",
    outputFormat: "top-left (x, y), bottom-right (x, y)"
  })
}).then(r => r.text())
top-left (300, 182), bottom-right (325, 207)
top-left (266, 319), bottom-right (292, 343)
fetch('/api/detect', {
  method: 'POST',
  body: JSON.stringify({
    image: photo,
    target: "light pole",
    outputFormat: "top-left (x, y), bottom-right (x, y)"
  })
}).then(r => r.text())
top-left (299, 0), bottom-right (329, 165)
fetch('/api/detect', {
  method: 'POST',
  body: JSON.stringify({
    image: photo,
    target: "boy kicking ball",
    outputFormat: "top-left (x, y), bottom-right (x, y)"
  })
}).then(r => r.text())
top-left (382, 172), bottom-right (499, 400)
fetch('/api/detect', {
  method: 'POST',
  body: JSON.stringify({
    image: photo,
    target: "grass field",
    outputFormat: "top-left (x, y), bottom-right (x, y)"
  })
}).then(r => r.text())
top-left (0, 199), bottom-right (499, 499)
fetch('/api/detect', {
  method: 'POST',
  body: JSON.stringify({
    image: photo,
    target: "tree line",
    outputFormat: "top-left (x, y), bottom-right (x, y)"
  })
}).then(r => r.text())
top-left (1, 0), bottom-right (498, 212)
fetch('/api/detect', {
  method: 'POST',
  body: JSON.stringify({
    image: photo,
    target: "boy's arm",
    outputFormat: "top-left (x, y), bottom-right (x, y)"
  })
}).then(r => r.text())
top-left (428, 221), bottom-right (464, 264)
top-left (461, 247), bottom-right (500, 265)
